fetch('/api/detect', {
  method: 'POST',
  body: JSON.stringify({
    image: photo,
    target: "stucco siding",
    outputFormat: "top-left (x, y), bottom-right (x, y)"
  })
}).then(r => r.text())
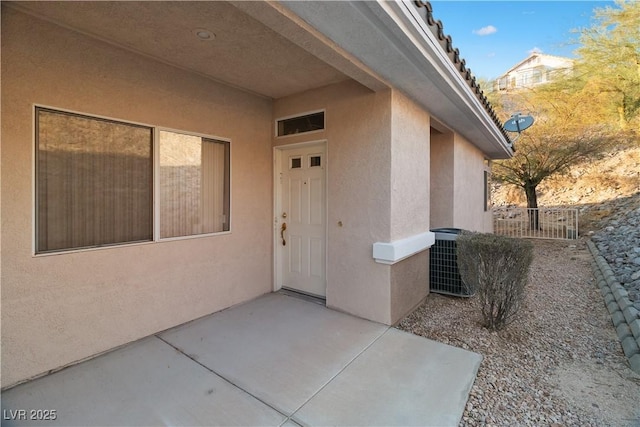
top-left (273, 81), bottom-right (393, 324)
top-left (387, 91), bottom-right (431, 323)
top-left (429, 130), bottom-right (454, 229)
top-left (2, 9), bottom-right (273, 387)
top-left (390, 249), bottom-right (429, 325)
top-left (390, 90), bottom-right (430, 241)
top-left (452, 134), bottom-right (492, 232)
top-left (430, 130), bottom-right (491, 232)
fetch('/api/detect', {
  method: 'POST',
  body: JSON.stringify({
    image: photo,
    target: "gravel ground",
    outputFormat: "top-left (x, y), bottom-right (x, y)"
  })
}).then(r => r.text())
top-left (398, 239), bottom-right (640, 426)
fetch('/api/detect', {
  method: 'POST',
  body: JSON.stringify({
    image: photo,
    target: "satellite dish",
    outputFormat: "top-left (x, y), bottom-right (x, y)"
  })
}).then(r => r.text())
top-left (503, 113), bottom-right (534, 133)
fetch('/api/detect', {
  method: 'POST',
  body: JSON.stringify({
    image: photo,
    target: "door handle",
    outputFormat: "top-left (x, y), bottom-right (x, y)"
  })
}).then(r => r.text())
top-left (280, 222), bottom-right (287, 246)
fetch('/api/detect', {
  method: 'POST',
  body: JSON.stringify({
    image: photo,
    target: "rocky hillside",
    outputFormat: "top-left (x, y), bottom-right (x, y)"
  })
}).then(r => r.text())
top-left (492, 146), bottom-right (640, 235)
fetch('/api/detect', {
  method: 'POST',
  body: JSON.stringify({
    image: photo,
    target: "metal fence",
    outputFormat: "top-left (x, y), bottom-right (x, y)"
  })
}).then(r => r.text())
top-left (493, 207), bottom-right (579, 240)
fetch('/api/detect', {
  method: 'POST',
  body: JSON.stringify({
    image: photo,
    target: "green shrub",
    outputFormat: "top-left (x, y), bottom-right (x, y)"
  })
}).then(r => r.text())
top-left (456, 232), bottom-right (533, 330)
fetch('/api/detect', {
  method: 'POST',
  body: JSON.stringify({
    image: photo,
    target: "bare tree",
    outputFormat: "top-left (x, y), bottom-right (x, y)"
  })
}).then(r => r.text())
top-left (493, 75), bottom-right (618, 229)
top-left (493, 125), bottom-right (610, 230)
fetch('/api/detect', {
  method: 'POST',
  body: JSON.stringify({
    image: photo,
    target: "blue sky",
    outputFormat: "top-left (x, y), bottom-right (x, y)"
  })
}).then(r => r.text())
top-left (429, 1), bottom-right (615, 80)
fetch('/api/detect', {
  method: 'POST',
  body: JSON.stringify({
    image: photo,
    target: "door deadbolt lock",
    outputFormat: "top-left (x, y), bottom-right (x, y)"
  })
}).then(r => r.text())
top-left (282, 212), bottom-right (287, 218)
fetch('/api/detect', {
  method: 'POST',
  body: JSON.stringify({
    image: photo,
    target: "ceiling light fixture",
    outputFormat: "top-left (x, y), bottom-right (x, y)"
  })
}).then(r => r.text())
top-left (193, 28), bottom-right (215, 41)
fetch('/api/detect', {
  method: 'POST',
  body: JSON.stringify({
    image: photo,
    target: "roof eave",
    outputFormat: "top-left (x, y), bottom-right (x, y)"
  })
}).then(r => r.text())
top-left (278, 0), bottom-right (513, 159)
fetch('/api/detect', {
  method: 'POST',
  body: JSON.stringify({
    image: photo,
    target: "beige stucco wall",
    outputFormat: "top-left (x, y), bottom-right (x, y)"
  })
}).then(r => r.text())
top-left (390, 249), bottom-right (429, 324)
top-left (389, 90), bottom-right (430, 240)
top-left (388, 91), bottom-right (431, 323)
top-left (452, 134), bottom-right (493, 232)
top-left (430, 129), bottom-right (492, 233)
top-left (273, 81), bottom-right (394, 324)
top-left (429, 130), bottom-right (454, 229)
top-left (1, 9), bottom-right (273, 387)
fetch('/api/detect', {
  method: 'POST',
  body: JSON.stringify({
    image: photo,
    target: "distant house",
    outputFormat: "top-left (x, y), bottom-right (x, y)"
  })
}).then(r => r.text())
top-left (496, 53), bottom-right (574, 91)
top-left (2, 1), bottom-right (513, 388)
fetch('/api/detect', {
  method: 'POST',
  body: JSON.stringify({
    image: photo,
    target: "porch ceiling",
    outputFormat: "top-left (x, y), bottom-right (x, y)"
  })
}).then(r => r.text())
top-left (8, 1), bottom-right (512, 158)
top-left (7, 1), bottom-right (357, 99)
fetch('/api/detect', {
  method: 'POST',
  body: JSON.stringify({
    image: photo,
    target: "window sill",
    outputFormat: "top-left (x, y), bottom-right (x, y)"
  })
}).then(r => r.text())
top-left (33, 231), bottom-right (231, 257)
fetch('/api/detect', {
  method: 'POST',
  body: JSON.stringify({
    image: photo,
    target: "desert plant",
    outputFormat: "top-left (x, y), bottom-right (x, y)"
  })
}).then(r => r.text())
top-left (456, 232), bottom-right (534, 330)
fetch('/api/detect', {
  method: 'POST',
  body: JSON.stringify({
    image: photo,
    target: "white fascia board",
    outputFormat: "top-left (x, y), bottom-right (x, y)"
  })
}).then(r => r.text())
top-left (369, 1), bottom-right (512, 158)
top-left (278, 0), bottom-right (512, 159)
top-left (373, 231), bottom-right (435, 265)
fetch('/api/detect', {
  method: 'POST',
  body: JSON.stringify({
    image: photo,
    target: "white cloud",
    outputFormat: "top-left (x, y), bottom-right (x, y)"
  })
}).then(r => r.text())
top-left (473, 25), bottom-right (497, 36)
top-left (487, 52), bottom-right (496, 58)
top-left (528, 47), bottom-right (543, 55)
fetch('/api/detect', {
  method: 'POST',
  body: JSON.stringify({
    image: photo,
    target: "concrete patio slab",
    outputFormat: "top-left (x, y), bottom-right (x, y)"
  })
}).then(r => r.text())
top-left (159, 293), bottom-right (388, 415)
top-left (293, 328), bottom-right (483, 426)
top-left (2, 293), bottom-right (482, 426)
top-left (1, 337), bottom-right (286, 427)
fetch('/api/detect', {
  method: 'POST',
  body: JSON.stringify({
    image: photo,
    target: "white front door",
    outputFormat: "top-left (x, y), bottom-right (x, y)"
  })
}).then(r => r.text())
top-left (276, 143), bottom-right (326, 297)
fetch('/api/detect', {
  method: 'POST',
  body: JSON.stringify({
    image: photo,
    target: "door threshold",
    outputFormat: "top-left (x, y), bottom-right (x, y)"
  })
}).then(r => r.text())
top-left (278, 288), bottom-right (326, 305)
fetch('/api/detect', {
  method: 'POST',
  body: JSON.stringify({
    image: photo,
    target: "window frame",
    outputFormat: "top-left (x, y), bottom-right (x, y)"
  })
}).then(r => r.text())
top-left (483, 160), bottom-right (492, 212)
top-left (155, 127), bottom-right (232, 242)
top-left (33, 105), bottom-right (232, 256)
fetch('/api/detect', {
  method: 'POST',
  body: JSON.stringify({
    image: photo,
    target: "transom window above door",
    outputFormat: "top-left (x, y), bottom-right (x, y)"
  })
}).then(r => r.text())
top-left (276, 111), bottom-right (325, 137)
